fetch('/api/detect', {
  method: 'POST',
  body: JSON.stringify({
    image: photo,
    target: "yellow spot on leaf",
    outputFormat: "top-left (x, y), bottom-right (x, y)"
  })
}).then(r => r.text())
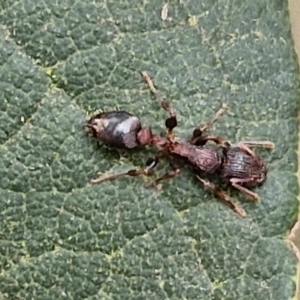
top-left (188, 15), bottom-right (198, 26)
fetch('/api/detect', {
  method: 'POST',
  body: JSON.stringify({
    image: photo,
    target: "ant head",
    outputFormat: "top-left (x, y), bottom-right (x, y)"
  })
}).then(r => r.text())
top-left (137, 127), bottom-right (153, 145)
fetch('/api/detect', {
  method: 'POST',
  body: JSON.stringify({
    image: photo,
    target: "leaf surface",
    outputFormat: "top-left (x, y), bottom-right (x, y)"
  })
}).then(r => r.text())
top-left (0, 0), bottom-right (299, 299)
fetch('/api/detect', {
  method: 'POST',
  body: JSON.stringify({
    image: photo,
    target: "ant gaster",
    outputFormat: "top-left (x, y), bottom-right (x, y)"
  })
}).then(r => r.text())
top-left (86, 72), bottom-right (275, 217)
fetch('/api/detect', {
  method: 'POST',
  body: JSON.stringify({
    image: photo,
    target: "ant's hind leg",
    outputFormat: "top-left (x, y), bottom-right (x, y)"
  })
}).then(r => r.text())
top-left (190, 104), bottom-right (228, 143)
top-left (141, 71), bottom-right (177, 140)
top-left (145, 159), bottom-right (181, 188)
top-left (90, 151), bottom-right (165, 184)
top-left (196, 175), bottom-right (247, 218)
top-left (90, 168), bottom-right (149, 184)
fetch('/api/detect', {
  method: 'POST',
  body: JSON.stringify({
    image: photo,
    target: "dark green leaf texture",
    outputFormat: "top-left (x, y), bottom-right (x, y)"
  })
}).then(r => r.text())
top-left (0, 0), bottom-right (299, 299)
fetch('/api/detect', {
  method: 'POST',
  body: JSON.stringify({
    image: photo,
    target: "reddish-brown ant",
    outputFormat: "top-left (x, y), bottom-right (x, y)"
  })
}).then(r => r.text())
top-left (86, 72), bottom-right (275, 217)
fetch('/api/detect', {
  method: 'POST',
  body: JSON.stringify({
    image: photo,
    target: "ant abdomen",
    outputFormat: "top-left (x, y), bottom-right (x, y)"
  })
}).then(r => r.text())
top-left (87, 111), bottom-right (142, 148)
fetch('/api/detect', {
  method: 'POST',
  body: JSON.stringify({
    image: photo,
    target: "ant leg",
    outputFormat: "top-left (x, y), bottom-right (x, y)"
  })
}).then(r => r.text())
top-left (196, 175), bottom-right (247, 218)
top-left (191, 134), bottom-right (231, 148)
top-left (237, 141), bottom-right (275, 154)
top-left (90, 151), bottom-right (165, 184)
top-left (198, 104), bottom-right (228, 133)
top-left (230, 178), bottom-right (260, 202)
top-left (235, 141), bottom-right (274, 161)
top-left (90, 168), bottom-right (149, 184)
top-left (141, 71), bottom-right (177, 140)
top-left (145, 159), bottom-right (181, 188)
top-left (190, 103), bottom-right (228, 143)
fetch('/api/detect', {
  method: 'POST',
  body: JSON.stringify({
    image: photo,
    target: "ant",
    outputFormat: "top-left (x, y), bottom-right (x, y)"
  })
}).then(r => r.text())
top-left (86, 72), bottom-right (275, 217)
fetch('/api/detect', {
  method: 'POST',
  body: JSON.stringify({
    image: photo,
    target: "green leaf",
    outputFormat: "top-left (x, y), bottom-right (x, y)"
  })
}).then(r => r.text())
top-left (0, 0), bottom-right (299, 299)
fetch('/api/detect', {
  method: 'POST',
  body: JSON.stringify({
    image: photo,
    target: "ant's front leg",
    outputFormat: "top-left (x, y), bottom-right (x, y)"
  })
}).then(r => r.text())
top-left (141, 71), bottom-right (177, 141)
top-left (196, 175), bottom-right (247, 218)
top-left (189, 103), bottom-right (228, 144)
top-left (229, 178), bottom-right (260, 202)
top-left (90, 150), bottom-right (167, 184)
top-left (237, 141), bottom-right (275, 158)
